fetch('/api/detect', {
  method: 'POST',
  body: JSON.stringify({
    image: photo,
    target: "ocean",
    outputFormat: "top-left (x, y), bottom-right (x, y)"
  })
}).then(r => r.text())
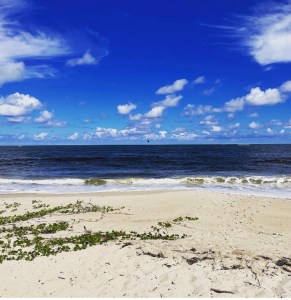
top-left (0, 144), bottom-right (290, 197)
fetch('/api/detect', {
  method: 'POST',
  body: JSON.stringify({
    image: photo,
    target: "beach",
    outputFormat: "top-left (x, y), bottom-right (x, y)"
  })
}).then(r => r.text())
top-left (0, 190), bottom-right (290, 297)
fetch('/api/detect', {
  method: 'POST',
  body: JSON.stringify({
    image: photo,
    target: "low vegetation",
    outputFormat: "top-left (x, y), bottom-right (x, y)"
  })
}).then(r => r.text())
top-left (0, 200), bottom-right (198, 264)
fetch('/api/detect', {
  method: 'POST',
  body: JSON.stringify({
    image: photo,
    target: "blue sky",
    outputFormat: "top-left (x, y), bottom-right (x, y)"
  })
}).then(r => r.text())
top-left (0, 0), bottom-right (291, 144)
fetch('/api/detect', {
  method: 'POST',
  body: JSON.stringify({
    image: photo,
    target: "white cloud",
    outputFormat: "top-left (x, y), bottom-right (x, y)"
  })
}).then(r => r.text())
top-left (156, 79), bottom-right (188, 94)
top-left (211, 125), bottom-right (222, 132)
top-left (34, 132), bottom-right (48, 140)
top-left (7, 116), bottom-right (26, 123)
top-left (269, 119), bottom-right (282, 126)
top-left (183, 81), bottom-right (289, 118)
top-left (249, 121), bottom-right (260, 129)
top-left (117, 102), bottom-right (137, 115)
top-left (95, 127), bottom-right (118, 138)
top-left (66, 50), bottom-right (98, 67)
top-left (154, 94), bottom-right (183, 108)
top-left (248, 112), bottom-right (258, 118)
top-left (35, 110), bottom-right (53, 123)
top-left (266, 128), bottom-right (274, 135)
top-left (193, 76), bottom-right (205, 84)
top-left (199, 115), bottom-right (218, 126)
top-left (129, 113), bottom-right (142, 121)
top-left (244, 87), bottom-right (283, 106)
top-left (241, 2), bottom-right (291, 65)
top-left (145, 106), bottom-right (165, 118)
top-left (83, 132), bottom-right (93, 140)
top-left (223, 97), bottom-right (245, 112)
top-left (182, 104), bottom-right (221, 116)
top-left (280, 80), bottom-right (291, 93)
top-left (47, 120), bottom-right (67, 127)
top-left (83, 126), bottom-right (146, 140)
top-left (0, 61), bottom-right (25, 86)
top-left (171, 131), bottom-right (198, 140)
top-left (0, 0), bottom-right (69, 85)
top-left (229, 122), bottom-right (240, 129)
top-left (144, 131), bottom-right (167, 140)
top-left (202, 87), bottom-right (216, 96)
top-left (155, 124), bottom-right (161, 129)
top-left (68, 132), bottom-right (79, 140)
top-left (0, 92), bottom-right (42, 116)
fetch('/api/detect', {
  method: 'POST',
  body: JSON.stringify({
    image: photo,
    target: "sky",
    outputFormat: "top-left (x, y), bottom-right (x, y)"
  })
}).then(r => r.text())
top-left (0, 0), bottom-right (291, 145)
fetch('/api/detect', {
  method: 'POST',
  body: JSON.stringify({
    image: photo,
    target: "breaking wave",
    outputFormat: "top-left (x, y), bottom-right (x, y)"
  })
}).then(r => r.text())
top-left (0, 175), bottom-right (290, 198)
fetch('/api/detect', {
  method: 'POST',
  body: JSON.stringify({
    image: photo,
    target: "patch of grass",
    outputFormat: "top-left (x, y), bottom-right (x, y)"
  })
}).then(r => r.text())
top-left (157, 221), bottom-right (172, 228)
top-left (32, 202), bottom-right (50, 209)
top-left (4, 202), bottom-right (21, 210)
top-left (185, 216), bottom-right (199, 221)
top-left (0, 221), bottom-right (69, 237)
top-left (0, 201), bottom-right (114, 225)
top-left (173, 216), bottom-right (184, 222)
top-left (0, 201), bottom-right (192, 264)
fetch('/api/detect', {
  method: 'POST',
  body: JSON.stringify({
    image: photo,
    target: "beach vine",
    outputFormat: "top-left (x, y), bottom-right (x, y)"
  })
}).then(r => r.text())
top-left (0, 200), bottom-right (198, 263)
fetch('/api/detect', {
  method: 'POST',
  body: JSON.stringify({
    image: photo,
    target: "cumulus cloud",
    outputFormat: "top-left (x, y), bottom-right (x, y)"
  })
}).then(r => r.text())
top-left (153, 94), bottom-right (183, 108)
top-left (244, 87), bottom-right (283, 105)
top-left (144, 131), bottom-right (167, 140)
top-left (182, 104), bottom-right (221, 116)
top-left (66, 50), bottom-right (98, 67)
top-left (156, 79), bottom-right (188, 94)
top-left (83, 126), bottom-right (146, 140)
top-left (240, 2), bottom-right (291, 65)
top-left (193, 76), bottom-right (206, 84)
top-left (0, 92), bottom-right (41, 116)
top-left (35, 110), bottom-right (53, 123)
top-left (33, 132), bottom-right (48, 140)
top-left (199, 115), bottom-right (218, 126)
top-left (129, 113), bottom-right (142, 121)
top-left (0, 0), bottom-right (69, 85)
top-left (171, 129), bottom-right (198, 140)
top-left (249, 121), bottom-right (260, 129)
top-left (211, 125), bottom-right (223, 132)
top-left (68, 132), bottom-right (79, 140)
top-left (223, 97), bottom-right (245, 112)
top-left (145, 106), bottom-right (165, 118)
top-left (117, 102), bottom-right (137, 115)
top-left (183, 81), bottom-right (289, 118)
top-left (95, 127), bottom-right (118, 138)
top-left (280, 80), bottom-right (291, 92)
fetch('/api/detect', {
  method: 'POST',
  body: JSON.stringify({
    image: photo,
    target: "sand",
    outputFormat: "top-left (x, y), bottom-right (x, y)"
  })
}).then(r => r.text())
top-left (0, 190), bottom-right (291, 297)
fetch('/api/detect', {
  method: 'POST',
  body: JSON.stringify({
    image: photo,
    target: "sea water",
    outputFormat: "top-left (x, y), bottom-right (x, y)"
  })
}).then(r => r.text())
top-left (0, 145), bottom-right (290, 197)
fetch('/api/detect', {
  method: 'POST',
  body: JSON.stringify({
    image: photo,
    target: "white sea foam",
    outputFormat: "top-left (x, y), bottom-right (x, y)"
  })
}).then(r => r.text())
top-left (0, 176), bottom-right (290, 198)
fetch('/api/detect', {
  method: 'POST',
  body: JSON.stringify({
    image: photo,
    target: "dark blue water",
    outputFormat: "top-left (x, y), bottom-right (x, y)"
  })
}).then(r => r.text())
top-left (0, 145), bottom-right (290, 196)
top-left (0, 144), bottom-right (290, 179)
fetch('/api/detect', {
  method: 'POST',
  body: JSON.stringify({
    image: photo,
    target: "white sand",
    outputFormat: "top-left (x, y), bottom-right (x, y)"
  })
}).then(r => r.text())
top-left (0, 190), bottom-right (291, 297)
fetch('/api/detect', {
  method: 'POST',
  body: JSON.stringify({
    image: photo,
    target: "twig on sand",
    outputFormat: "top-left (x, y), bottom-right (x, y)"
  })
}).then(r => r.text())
top-left (210, 288), bottom-right (234, 294)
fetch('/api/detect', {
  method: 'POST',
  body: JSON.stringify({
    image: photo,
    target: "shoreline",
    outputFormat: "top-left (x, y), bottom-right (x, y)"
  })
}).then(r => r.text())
top-left (0, 189), bottom-right (291, 297)
top-left (0, 186), bottom-right (291, 200)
